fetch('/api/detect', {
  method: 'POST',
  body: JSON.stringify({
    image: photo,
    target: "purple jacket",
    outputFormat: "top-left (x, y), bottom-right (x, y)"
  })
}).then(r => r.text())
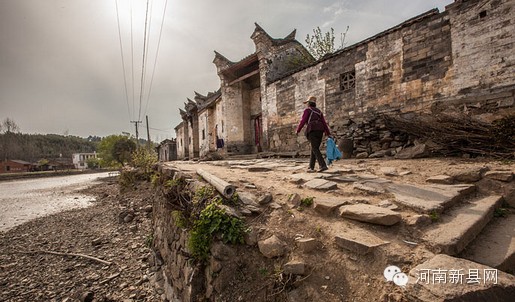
top-left (296, 107), bottom-right (330, 136)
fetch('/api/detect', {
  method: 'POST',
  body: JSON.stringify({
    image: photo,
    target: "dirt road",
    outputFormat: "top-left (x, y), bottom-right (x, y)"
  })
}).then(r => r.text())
top-left (0, 172), bottom-right (112, 232)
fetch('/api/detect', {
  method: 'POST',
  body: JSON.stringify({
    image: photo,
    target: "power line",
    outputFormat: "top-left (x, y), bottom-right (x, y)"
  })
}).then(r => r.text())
top-left (114, 0), bottom-right (132, 121)
top-left (144, 0), bottom-right (169, 117)
top-left (138, 0), bottom-right (151, 121)
top-left (130, 1), bottom-right (135, 121)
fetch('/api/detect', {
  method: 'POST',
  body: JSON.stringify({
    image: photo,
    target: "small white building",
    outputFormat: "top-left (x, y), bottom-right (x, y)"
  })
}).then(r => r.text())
top-left (72, 152), bottom-right (97, 169)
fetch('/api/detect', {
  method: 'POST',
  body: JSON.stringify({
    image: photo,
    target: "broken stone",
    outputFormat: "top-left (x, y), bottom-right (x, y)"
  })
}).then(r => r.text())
top-left (209, 257), bottom-right (223, 273)
top-left (369, 150), bottom-right (391, 158)
top-left (268, 202), bottom-right (282, 210)
top-left (313, 198), bottom-right (349, 215)
top-left (405, 215), bottom-right (432, 228)
top-left (356, 152), bottom-right (368, 159)
top-left (123, 214), bottom-right (134, 223)
top-left (378, 200), bottom-right (399, 211)
top-left (484, 171), bottom-right (514, 182)
top-left (426, 175), bottom-right (454, 184)
top-left (338, 204), bottom-right (401, 226)
top-left (423, 195), bottom-right (503, 255)
top-left (257, 193), bottom-right (273, 205)
top-left (477, 178), bottom-right (515, 207)
top-left (353, 182), bottom-right (386, 194)
top-left (380, 167), bottom-right (398, 176)
top-left (447, 166), bottom-right (488, 183)
top-left (288, 193), bottom-right (301, 206)
top-left (238, 191), bottom-right (259, 206)
top-left (387, 183), bottom-right (475, 213)
top-left (244, 228), bottom-right (258, 246)
top-left (296, 238), bottom-right (317, 253)
top-left (258, 235), bottom-right (286, 258)
top-left (304, 179), bottom-right (338, 190)
top-left (399, 171), bottom-right (412, 176)
top-left (91, 238), bottom-right (102, 246)
top-left (406, 254), bottom-right (515, 301)
top-left (211, 242), bottom-right (236, 261)
top-left (218, 205), bottom-right (241, 218)
top-left (395, 144), bottom-right (430, 159)
top-left (283, 260), bottom-right (305, 275)
top-left (244, 184), bottom-right (257, 189)
top-left (334, 233), bottom-right (388, 255)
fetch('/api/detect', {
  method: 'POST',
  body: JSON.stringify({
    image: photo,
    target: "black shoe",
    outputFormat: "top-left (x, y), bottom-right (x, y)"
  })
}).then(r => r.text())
top-left (318, 166), bottom-right (328, 173)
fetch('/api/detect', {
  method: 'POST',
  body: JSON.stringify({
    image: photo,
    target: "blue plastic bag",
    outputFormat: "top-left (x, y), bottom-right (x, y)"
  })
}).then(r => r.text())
top-left (326, 138), bottom-right (342, 166)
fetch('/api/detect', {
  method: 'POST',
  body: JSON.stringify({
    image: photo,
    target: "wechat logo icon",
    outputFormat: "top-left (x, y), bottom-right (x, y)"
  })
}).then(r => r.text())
top-left (384, 265), bottom-right (408, 286)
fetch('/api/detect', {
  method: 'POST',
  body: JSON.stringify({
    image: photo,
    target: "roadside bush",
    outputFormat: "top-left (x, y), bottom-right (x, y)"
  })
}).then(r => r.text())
top-left (131, 148), bottom-right (158, 180)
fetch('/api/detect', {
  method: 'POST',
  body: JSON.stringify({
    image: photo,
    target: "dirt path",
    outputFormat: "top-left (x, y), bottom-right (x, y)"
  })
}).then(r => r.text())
top-left (0, 172), bottom-right (112, 232)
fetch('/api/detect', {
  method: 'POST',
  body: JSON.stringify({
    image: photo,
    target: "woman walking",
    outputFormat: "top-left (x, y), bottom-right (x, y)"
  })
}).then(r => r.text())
top-left (296, 96), bottom-right (331, 172)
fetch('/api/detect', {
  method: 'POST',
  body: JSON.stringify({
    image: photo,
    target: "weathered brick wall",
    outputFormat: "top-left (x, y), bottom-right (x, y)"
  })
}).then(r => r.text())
top-left (261, 1), bottom-right (515, 153)
top-left (448, 0), bottom-right (515, 97)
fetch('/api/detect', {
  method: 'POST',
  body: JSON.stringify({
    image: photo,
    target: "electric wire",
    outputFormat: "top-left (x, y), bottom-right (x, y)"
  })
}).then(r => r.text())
top-left (138, 0), bottom-right (151, 121)
top-left (114, 0), bottom-right (132, 121)
top-left (144, 0), bottom-right (169, 117)
top-left (130, 1), bottom-right (135, 121)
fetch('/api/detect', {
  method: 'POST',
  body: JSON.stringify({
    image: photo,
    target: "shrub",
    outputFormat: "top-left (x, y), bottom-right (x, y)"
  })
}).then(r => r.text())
top-left (187, 203), bottom-right (247, 263)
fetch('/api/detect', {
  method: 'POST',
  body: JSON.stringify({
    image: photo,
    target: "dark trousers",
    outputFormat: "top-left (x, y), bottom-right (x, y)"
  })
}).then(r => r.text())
top-left (307, 130), bottom-right (327, 170)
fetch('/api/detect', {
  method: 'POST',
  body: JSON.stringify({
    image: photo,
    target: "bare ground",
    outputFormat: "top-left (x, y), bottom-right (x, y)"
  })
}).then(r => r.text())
top-left (0, 177), bottom-right (160, 302)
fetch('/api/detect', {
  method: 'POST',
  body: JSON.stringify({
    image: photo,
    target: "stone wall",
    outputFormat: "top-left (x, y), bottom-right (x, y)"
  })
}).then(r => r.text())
top-left (260, 0), bottom-right (515, 153)
top-left (151, 172), bottom-right (205, 301)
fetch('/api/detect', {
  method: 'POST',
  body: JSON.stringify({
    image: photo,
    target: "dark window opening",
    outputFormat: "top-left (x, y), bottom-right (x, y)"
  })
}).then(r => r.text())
top-left (202, 129), bottom-right (205, 140)
top-left (6, 166), bottom-right (10, 171)
top-left (479, 11), bottom-right (487, 19)
top-left (340, 70), bottom-right (356, 92)
top-left (222, 121), bottom-right (224, 133)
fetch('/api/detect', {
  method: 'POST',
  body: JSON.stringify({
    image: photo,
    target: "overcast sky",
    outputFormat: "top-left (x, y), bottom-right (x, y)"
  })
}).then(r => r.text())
top-left (0, 0), bottom-right (451, 141)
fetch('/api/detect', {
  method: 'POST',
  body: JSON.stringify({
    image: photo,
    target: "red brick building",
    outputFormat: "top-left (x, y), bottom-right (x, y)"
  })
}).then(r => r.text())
top-left (0, 160), bottom-right (31, 173)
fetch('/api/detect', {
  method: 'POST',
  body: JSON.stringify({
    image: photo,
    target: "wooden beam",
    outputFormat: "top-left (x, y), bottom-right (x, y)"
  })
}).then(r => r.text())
top-left (228, 69), bottom-right (260, 86)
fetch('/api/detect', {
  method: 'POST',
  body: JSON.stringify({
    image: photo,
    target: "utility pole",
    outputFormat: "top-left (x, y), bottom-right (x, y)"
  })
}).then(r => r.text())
top-left (146, 115), bottom-right (151, 152)
top-left (130, 120), bottom-right (142, 149)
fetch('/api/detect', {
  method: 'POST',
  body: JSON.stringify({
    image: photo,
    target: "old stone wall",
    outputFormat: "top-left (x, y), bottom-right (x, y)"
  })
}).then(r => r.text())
top-left (260, 1), bottom-right (515, 153)
top-left (151, 174), bottom-right (204, 301)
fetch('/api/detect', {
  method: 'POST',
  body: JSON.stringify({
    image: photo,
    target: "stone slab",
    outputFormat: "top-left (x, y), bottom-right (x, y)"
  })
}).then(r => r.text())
top-left (463, 215), bottom-right (515, 272)
top-left (327, 176), bottom-right (359, 183)
top-left (304, 179), bottom-right (338, 190)
top-left (380, 167), bottom-right (398, 176)
top-left (426, 175), bottom-right (454, 184)
top-left (314, 198), bottom-right (349, 215)
top-left (289, 173), bottom-right (319, 182)
top-left (296, 238), bottom-right (317, 253)
top-left (334, 231), bottom-right (388, 255)
top-left (387, 183), bottom-right (475, 213)
top-left (423, 195), bottom-right (503, 255)
top-left (338, 204), bottom-right (401, 226)
top-left (406, 254), bottom-right (515, 302)
top-left (484, 171), bottom-right (514, 182)
top-left (353, 182), bottom-right (386, 194)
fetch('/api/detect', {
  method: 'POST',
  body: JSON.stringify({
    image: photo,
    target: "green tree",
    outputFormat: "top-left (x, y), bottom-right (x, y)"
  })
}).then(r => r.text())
top-left (112, 137), bottom-right (136, 166)
top-left (86, 157), bottom-right (99, 169)
top-left (305, 26), bottom-right (349, 60)
top-left (97, 135), bottom-right (136, 167)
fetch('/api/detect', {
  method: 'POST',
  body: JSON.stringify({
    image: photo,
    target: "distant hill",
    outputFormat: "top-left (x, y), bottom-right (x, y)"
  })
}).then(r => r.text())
top-left (0, 133), bottom-right (98, 162)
